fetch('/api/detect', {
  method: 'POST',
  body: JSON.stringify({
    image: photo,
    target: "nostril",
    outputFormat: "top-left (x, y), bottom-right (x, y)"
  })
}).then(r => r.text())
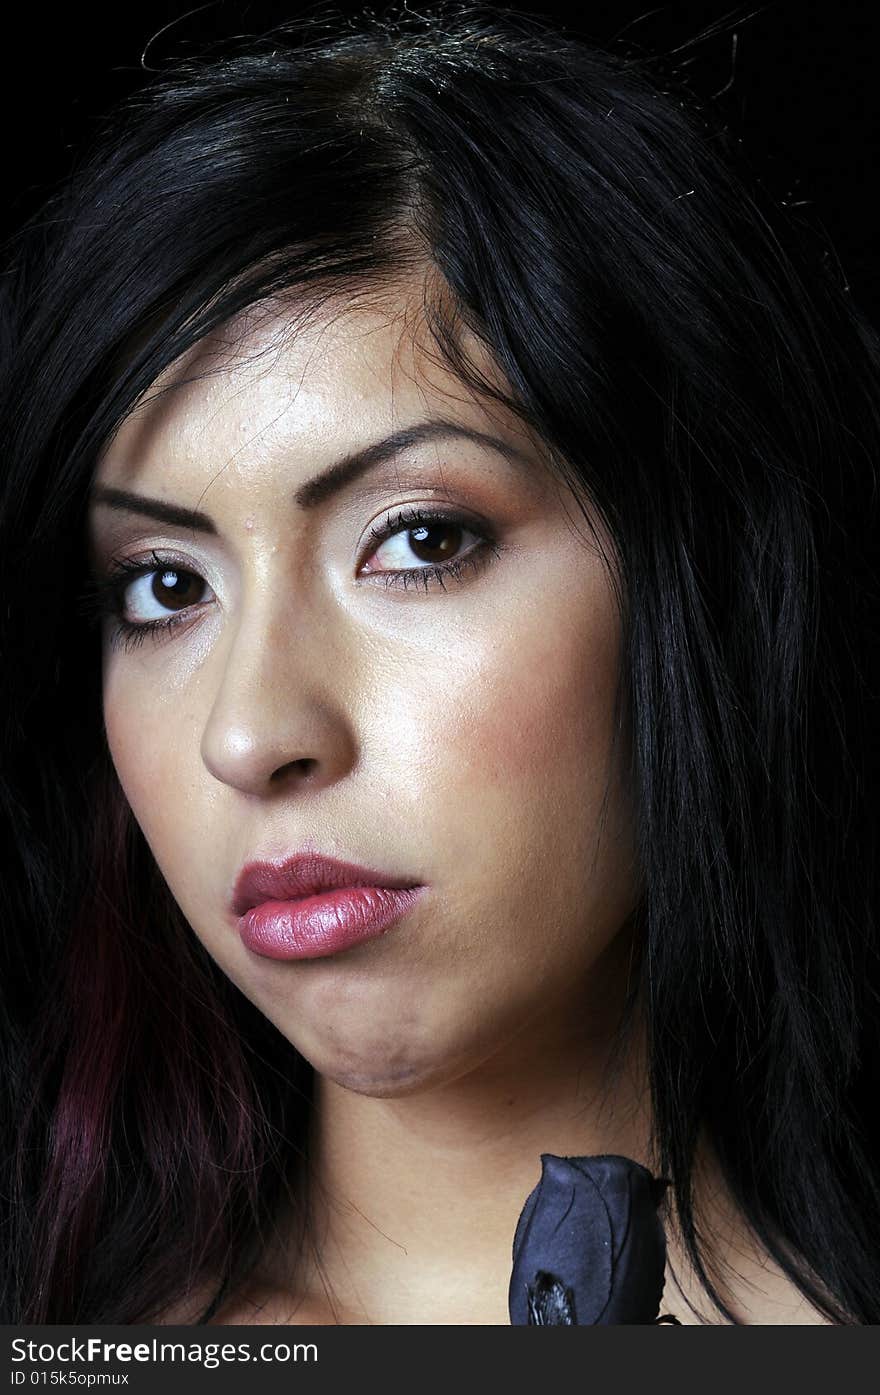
top-left (273, 756), bottom-right (317, 782)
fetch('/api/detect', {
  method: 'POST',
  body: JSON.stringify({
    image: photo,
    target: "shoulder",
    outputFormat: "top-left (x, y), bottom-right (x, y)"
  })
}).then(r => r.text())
top-left (661, 1233), bottom-right (839, 1325)
top-left (151, 1279), bottom-right (333, 1326)
top-left (148, 1281), bottom-right (219, 1326)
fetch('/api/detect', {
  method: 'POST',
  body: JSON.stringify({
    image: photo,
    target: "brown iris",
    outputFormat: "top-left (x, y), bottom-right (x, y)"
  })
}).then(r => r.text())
top-left (151, 568), bottom-right (204, 611)
top-left (406, 521), bottom-right (463, 564)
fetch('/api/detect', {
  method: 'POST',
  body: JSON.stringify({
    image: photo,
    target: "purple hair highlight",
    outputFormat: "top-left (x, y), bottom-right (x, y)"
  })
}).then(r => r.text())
top-left (15, 754), bottom-right (309, 1323)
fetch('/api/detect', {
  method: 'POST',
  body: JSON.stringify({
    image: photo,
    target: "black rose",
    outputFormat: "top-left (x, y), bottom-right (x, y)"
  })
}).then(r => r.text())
top-left (508, 1153), bottom-right (672, 1325)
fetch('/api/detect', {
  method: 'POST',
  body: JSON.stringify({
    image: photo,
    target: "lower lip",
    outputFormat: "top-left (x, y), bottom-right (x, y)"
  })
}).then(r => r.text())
top-left (237, 885), bottom-right (426, 960)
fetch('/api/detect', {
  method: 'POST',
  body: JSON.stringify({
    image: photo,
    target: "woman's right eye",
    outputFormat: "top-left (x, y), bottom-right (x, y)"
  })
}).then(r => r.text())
top-left (77, 550), bottom-right (213, 652)
top-left (121, 564), bottom-right (213, 625)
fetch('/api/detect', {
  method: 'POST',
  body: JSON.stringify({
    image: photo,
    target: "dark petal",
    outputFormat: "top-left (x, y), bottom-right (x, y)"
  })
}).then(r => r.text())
top-left (508, 1154), bottom-right (670, 1325)
top-left (526, 1271), bottom-right (577, 1324)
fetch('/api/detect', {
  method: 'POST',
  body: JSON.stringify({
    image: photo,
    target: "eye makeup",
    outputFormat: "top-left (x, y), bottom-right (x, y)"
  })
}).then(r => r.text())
top-left (78, 502), bottom-right (504, 654)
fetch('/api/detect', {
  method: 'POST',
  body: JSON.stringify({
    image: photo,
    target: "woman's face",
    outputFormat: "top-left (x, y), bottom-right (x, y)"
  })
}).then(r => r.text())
top-left (87, 286), bottom-right (640, 1096)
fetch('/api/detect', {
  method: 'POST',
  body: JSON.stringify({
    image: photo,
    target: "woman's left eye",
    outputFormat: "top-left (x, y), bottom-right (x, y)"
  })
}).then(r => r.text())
top-left (78, 506), bottom-right (502, 654)
top-left (361, 505), bottom-right (500, 592)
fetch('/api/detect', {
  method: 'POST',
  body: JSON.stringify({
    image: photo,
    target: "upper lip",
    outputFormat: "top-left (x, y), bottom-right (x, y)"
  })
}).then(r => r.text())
top-left (231, 852), bottom-right (422, 917)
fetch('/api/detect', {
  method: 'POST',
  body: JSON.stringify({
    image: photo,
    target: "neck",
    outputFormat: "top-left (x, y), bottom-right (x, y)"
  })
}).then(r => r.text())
top-left (288, 931), bottom-right (669, 1324)
top-left (238, 927), bottom-right (818, 1327)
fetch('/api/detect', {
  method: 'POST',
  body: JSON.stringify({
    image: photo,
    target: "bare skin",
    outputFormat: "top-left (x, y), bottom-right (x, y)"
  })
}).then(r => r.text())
top-left (87, 278), bottom-right (833, 1328)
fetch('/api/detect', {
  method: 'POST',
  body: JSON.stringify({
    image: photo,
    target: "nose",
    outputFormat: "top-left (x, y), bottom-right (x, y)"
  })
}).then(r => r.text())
top-left (199, 597), bottom-right (360, 798)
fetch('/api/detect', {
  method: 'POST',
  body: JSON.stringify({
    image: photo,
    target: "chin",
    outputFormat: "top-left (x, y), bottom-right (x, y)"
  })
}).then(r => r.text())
top-left (323, 1064), bottom-right (436, 1098)
top-left (301, 1034), bottom-right (479, 1099)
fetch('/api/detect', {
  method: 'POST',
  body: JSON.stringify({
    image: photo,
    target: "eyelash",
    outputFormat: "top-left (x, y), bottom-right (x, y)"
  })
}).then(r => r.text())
top-left (79, 505), bottom-right (502, 655)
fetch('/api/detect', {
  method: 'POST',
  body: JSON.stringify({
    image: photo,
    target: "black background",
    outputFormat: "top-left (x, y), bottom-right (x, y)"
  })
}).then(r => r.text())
top-left (3, 1), bottom-right (878, 323)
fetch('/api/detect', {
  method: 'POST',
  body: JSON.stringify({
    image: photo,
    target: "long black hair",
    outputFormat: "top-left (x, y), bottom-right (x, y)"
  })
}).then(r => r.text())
top-left (1, 1), bottom-right (877, 1324)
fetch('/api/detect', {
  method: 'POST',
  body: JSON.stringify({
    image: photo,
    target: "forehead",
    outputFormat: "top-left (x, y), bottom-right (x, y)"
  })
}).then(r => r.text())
top-left (96, 279), bottom-right (546, 489)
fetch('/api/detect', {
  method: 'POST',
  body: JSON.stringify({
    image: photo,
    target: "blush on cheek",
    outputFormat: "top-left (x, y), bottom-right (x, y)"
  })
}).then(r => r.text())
top-left (459, 619), bottom-right (621, 792)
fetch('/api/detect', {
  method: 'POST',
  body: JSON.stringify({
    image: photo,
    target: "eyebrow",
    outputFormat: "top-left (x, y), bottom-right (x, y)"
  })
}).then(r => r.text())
top-left (88, 419), bottom-right (530, 534)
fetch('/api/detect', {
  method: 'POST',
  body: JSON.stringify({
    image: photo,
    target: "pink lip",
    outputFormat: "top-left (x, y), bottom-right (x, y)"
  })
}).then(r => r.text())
top-left (230, 851), bottom-right (426, 961)
top-left (238, 885), bottom-right (426, 960)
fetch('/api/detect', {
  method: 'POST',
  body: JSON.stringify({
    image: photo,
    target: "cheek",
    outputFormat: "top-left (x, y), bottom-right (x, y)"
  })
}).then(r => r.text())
top-left (379, 577), bottom-right (633, 987)
top-left (429, 595), bottom-right (623, 820)
top-left (102, 669), bottom-right (195, 850)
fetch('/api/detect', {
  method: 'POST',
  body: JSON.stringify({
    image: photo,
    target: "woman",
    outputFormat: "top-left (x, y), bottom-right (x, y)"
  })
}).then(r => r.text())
top-left (1, 2), bottom-right (877, 1325)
